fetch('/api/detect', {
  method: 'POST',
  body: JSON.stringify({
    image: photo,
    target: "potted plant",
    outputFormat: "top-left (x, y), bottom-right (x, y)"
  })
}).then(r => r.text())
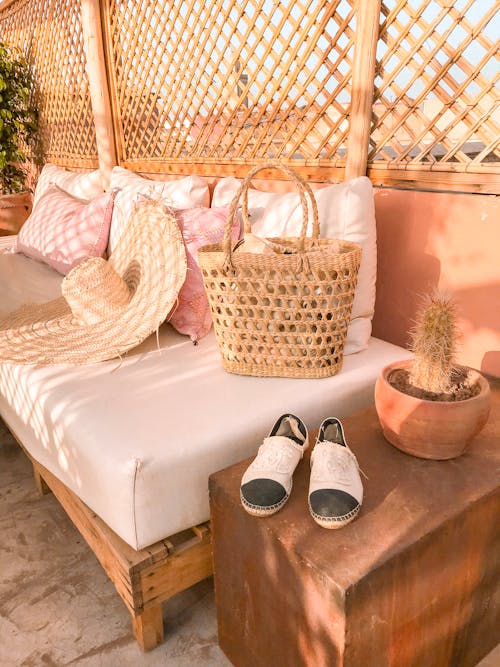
top-left (375, 291), bottom-right (491, 460)
top-left (0, 40), bottom-right (38, 235)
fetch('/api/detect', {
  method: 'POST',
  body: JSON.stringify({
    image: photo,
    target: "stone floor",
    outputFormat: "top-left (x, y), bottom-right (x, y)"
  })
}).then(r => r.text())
top-left (1, 416), bottom-right (498, 667)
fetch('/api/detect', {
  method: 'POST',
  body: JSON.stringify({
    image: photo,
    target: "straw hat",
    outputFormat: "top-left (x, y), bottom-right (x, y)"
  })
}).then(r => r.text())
top-left (0, 199), bottom-right (187, 365)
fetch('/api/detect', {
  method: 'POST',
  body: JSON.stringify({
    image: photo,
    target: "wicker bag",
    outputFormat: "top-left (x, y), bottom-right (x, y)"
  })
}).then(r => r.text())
top-left (198, 162), bottom-right (361, 378)
top-left (0, 192), bottom-right (32, 236)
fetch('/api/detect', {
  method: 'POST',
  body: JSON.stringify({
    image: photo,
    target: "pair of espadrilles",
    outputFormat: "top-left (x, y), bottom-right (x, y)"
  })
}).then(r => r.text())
top-left (240, 414), bottom-right (364, 528)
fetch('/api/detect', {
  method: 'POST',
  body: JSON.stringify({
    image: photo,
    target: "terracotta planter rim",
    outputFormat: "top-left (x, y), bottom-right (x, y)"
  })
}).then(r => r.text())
top-left (380, 359), bottom-right (490, 406)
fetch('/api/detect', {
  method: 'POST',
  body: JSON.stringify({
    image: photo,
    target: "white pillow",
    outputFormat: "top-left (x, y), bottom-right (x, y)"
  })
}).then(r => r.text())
top-left (108, 166), bottom-right (210, 252)
top-left (212, 176), bottom-right (376, 355)
top-left (33, 164), bottom-right (104, 207)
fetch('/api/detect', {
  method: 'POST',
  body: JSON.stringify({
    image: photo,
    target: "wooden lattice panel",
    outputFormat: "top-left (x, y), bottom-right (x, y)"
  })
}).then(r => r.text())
top-left (370, 0), bottom-right (499, 187)
top-left (0, 0), bottom-right (98, 169)
top-left (104, 0), bottom-right (356, 177)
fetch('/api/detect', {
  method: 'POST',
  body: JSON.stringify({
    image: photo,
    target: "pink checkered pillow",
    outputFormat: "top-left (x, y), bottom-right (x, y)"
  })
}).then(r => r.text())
top-left (169, 206), bottom-right (240, 342)
top-left (16, 186), bottom-right (114, 275)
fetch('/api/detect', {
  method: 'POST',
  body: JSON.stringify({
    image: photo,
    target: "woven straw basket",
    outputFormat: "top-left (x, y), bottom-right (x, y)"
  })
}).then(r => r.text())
top-left (198, 162), bottom-right (361, 378)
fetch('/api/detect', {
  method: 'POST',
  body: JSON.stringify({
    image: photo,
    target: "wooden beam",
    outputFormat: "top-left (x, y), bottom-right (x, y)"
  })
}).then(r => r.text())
top-left (368, 166), bottom-right (500, 195)
top-left (345, 0), bottom-right (382, 180)
top-left (33, 464), bottom-right (51, 496)
top-left (120, 159), bottom-right (346, 183)
top-left (80, 0), bottom-right (117, 188)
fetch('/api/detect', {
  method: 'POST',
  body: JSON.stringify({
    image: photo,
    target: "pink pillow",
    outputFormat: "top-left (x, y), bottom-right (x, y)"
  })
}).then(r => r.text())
top-left (16, 186), bottom-right (114, 275)
top-left (169, 206), bottom-right (240, 342)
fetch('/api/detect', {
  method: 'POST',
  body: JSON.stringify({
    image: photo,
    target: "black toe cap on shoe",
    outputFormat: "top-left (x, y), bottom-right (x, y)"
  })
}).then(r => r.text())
top-left (241, 479), bottom-right (287, 508)
top-left (309, 489), bottom-right (359, 519)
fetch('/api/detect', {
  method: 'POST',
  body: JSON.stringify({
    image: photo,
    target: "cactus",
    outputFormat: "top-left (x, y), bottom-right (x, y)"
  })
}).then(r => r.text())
top-left (409, 291), bottom-right (459, 394)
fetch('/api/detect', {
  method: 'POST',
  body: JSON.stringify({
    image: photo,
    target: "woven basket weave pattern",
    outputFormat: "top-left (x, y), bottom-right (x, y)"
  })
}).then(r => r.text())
top-left (199, 162), bottom-right (361, 379)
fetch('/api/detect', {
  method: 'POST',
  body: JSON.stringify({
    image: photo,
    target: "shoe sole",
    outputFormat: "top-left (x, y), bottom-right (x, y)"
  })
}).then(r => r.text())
top-left (308, 502), bottom-right (360, 529)
top-left (240, 485), bottom-right (291, 517)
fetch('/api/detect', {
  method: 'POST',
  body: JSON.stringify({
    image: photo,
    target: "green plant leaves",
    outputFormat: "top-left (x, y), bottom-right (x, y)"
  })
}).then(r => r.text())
top-left (0, 40), bottom-right (38, 194)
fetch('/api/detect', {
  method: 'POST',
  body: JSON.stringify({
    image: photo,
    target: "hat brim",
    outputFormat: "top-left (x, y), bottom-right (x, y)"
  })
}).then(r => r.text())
top-left (0, 200), bottom-right (187, 365)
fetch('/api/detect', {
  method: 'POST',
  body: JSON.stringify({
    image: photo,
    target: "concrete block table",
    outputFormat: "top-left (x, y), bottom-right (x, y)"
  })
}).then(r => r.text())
top-left (209, 379), bottom-right (499, 667)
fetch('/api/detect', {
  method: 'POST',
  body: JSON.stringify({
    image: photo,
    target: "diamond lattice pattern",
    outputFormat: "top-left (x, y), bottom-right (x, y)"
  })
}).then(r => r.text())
top-left (107, 0), bottom-right (355, 166)
top-left (371, 0), bottom-right (499, 168)
top-left (0, 0), bottom-right (98, 168)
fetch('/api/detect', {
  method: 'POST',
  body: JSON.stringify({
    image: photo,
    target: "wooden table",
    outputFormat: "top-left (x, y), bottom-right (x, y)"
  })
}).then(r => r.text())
top-left (209, 378), bottom-right (499, 667)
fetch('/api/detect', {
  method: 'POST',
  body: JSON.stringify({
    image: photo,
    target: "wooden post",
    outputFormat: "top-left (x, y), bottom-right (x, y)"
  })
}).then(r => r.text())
top-left (345, 0), bottom-right (382, 180)
top-left (33, 465), bottom-right (51, 496)
top-left (80, 0), bottom-right (117, 188)
top-left (130, 605), bottom-right (164, 652)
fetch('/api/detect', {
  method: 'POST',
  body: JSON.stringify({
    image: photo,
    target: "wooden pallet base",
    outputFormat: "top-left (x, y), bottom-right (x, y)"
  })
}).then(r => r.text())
top-left (22, 449), bottom-right (213, 651)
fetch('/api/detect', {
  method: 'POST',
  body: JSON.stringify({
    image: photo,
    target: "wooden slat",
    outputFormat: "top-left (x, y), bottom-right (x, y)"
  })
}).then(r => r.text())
top-left (121, 159), bottom-right (346, 183)
top-left (345, 0), bottom-right (382, 180)
top-left (80, 0), bottom-right (117, 187)
top-left (140, 537), bottom-right (213, 607)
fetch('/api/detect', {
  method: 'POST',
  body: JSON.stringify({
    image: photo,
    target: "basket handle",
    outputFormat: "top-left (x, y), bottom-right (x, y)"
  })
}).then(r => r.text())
top-left (223, 161), bottom-right (320, 270)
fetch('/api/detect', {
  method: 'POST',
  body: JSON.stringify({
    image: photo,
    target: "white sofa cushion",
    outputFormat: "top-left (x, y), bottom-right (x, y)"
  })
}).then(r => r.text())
top-left (0, 252), bottom-right (62, 318)
top-left (0, 252), bottom-right (410, 551)
top-left (33, 164), bottom-right (104, 207)
top-left (108, 166), bottom-right (210, 252)
top-left (212, 176), bottom-right (377, 355)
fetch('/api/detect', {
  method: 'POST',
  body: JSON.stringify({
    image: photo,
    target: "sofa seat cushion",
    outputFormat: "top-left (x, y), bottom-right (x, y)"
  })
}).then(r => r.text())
top-left (0, 253), bottom-right (411, 550)
top-left (0, 252), bottom-right (63, 318)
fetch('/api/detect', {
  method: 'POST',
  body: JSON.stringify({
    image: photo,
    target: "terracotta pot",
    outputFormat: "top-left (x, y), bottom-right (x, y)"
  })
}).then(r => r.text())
top-left (374, 359), bottom-right (491, 460)
top-left (0, 191), bottom-right (32, 236)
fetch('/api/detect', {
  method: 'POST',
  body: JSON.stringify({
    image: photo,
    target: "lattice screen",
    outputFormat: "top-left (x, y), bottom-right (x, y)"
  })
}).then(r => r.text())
top-left (370, 0), bottom-right (499, 189)
top-left (104, 0), bottom-right (356, 177)
top-left (1, 0), bottom-right (498, 191)
top-left (0, 0), bottom-right (98, 170)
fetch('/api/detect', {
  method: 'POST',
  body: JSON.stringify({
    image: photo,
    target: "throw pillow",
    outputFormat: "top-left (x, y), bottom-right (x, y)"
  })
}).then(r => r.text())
top-left (168, 206), bottom-right (240, 342)
top-left (16, 186), bottom-right (114, 275)
top-left (108, 166), bottom-right (210, 253)
top-left (33, 164), bottom-right (104, 207)
top-left (211, 176), bottom-right (376, 355)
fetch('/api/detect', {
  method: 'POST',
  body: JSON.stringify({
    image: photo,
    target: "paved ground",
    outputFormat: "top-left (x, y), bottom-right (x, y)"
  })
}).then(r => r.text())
top-left (1, 416), bottom-right (498, 667)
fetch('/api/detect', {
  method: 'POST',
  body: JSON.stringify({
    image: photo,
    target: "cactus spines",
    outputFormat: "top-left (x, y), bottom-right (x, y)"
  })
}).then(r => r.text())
top-left (409, 292), bottom-right (459, 394)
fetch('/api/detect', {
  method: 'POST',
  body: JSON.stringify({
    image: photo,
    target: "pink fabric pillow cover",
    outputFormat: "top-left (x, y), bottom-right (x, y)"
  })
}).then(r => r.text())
top-left (169, 206), bottom-right (240, 342)
top-left (16, 186), bottom-right (114, 275)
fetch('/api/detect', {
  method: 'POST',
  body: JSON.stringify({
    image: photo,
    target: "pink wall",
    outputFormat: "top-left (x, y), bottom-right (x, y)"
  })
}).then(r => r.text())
top-left (373, 188), bottom-right (500, 377)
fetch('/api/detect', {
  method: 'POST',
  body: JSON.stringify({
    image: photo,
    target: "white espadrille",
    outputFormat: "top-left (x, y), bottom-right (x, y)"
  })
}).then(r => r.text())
top-left (240, 414), bottom-right (308, 517)
top-left (308, 418), bottom-right (363, 529)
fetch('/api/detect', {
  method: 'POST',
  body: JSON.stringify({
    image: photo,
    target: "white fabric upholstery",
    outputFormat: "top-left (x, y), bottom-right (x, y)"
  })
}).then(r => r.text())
top-left (0, 254), bottom-right (411, 550)
top-left (108, 166), bottom-right (210, 253)
top-left (0, 235), bottom-right (18, 251)
top-left (33, 164), bottom-right (104, 207)
top-left (0, 252), bottom-right (62, 318)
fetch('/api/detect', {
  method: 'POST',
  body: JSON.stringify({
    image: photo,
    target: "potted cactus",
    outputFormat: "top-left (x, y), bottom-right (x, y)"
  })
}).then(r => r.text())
top-left (374, 292), bottom-right (491, 459)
